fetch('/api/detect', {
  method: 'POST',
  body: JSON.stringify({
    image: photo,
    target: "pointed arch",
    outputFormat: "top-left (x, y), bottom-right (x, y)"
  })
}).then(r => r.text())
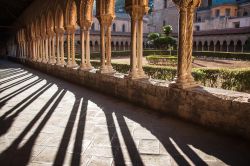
top-left (65, 0), bottom-right (77, 27)
top-left (46, 10), bottom-right (55, 33)
top-left (55, 5), bottom-right (64, 29)
top-left (79, 0), bottom-right (94, 27)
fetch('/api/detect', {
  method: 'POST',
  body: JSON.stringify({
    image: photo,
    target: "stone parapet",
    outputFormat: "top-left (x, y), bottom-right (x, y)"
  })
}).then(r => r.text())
top-left (14, 58), bottom-right (250, 140)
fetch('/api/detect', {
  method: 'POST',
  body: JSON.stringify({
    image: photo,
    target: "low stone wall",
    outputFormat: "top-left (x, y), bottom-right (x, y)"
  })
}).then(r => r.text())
top-left (13, 58), bottom-right (250, 140)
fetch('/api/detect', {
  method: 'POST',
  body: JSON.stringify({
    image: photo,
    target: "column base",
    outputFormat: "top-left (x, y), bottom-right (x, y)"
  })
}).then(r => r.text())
top-left (97, 65), bottom-right (115, 74)
top-left (169, 80), bottom-right (199, 89)
top-left (80, 64), bottom-right (93, 71)
top-left (126, 69), bottom-right (148, 80)
top-left (42, 59), bottom-right (48, 63)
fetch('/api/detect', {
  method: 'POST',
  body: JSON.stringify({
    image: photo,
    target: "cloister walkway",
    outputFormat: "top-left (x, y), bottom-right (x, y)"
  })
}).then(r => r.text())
top-left (0, 60), bottom-right (250, 166)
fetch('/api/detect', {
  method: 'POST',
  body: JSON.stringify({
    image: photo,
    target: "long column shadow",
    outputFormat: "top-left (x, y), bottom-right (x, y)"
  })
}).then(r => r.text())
top-left (53, 96), bottom-right (82, 166)
top-left (0, 75), bottom-right (36, 92)
top-left (0, 81), bottom-right (51, 120)
top-left (0, 83), bottom-right (53, 137)
top-left (0, 89), bottom-right (66, 166)
top-left (104, 112), bottom-right (126, 166)
top-left (0, 70), bottom-right (26, 80)
top-left (115, 114), bottom-right (144, 166)
top-left (0, 78), bottom-right (44, 109)
top-left (0, 72), bottom-right (30, 85)
top-left (0, 68), bottom-right (22, 77)
top-left (70, 98), bottom-right (88, 166)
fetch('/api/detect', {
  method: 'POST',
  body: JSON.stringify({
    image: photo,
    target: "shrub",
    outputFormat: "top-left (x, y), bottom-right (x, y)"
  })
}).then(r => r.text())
top-left (90, 61), bottom-right (250, 92)
top-left (146, 55), bottom-right (178, 66)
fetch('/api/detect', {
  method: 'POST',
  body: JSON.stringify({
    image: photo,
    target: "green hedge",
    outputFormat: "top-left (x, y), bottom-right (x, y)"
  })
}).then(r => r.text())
top-left (76, 50), bottom-right (250, 61)
top-left (90, 61), bottom-right (250, 92)
top-left (193, 51), bottom-right (250, 60)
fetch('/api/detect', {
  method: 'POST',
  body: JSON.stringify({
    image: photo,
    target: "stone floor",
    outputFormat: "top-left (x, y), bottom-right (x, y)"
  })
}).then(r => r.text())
top-left (0, 60), bottom-right (250, 166)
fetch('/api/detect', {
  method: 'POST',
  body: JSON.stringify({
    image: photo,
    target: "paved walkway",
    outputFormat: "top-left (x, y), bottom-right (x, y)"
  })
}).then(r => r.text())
top-left (0, 60), bottom-right (250, 166)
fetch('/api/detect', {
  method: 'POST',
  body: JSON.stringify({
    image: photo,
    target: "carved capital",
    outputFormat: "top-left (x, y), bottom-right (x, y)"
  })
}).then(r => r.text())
top-left (172, 0), bottom-right (201, 10)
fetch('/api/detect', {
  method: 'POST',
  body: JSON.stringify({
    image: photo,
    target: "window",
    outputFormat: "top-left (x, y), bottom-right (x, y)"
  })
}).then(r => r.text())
top-left (195, 26), bottom-right (200, 31)
top-left (234, 22), bottom-right (240, 28)
top-left (122, 24), bottom-right (126, 32)
top-left (225, 8), bottom-right (230, 17)
top-left (91, 23), bottom-right (95, 31)
top-left (112, 23), bottom-right (116, 32)
top-left (163, 20), bottom-right (166, 26)
top-left (164, 0), bottom-right (167, 8)
top-left (243, 11), bottom-right (248, 16)
top-left (215, 9), bottom-right (220, 17)
top-left (197, 17), bottom-right (201, 22)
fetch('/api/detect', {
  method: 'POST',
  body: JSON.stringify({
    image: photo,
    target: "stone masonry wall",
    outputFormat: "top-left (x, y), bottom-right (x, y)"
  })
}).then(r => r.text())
top-left (16, 59), bottom-right (250, 140)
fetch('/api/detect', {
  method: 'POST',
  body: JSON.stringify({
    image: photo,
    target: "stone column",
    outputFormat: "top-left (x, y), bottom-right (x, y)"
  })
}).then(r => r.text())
top-left (80, 26), bottom-right (93, 70)
top-left (80, 29), bottom-right (86, 69)
top-left (241, 45), bottom-right (244, 52)
top-left (71, 31), bottom-right (78, 67)
top-left (48, 37), bottom-right (52, 63)
top-left (96, 0), bottom-right (115, 74)
top-left (60, 33), bottom-right (65, 65)
top-left (85, 29), bottom-right (92, 69)
top-left (137, 17), bottom-right (146, 77)
top-left (125, 1), bottom-right (148, 79)
top-left (56, 33), bottom-right (61, 65)
top-left (170, 0), bottom-right (201, 89)
top-left (51, 35), bottom-right (56, 64)
top-left (99, 24), bottom-right (108, 72)
top-left (66, 32), bottom-right (72, 67)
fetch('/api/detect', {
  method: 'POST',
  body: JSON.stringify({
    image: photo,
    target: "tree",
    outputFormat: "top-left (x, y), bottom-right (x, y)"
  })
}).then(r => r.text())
top-left (147, 25), bottom-right (176, 49)
top-left (163, 25), bottom-right (173, 36)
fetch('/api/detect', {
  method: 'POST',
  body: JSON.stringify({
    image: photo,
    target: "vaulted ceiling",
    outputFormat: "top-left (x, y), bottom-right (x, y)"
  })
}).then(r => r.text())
top-left (0, 0), bottom-right (34, 43)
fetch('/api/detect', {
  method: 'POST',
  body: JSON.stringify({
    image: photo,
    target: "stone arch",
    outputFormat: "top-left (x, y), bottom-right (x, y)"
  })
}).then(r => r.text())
top-left (55, 5), bottom-right (64, 29)
top-left (122, 24), bottom-right (126, 32)
top-left (209, 41), bottom-right (214, 51)
top-left (228, 40), bottom-right (234, 52)
top-left (40, 14), bottom-right (47, 36)
top-left (35, 18), bottom-right (41, 37)
top-left (222, 41), bottom-right (227, 52)
top-left (215, 41), bottom-right (220, 51)
top-left (125, 41), bottom-right (129, 50)
top-left (113, 23), bottom-right (116, 32)
top-left (111, 41), bottom-right (115, 50)
top-left (116, 41), bottom-right (119, 50)
top-left (65, 0), bottom-right (77, 27)
top-left (46, 10), bottom-right (55, 33)
top-left (198, 41), bottom-right (202, 51)
top-left (235, 40), bottom-right (242, 52)
top-left (79, 0), bottom-right (94, 28)
top-left (193, 41), bottom-right (197, 51)
top-left (204, 41), bottom-right (208, 51)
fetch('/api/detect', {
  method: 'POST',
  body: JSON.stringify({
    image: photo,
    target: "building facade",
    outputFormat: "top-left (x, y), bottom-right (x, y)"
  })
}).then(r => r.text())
top-left (149, 0), bottom-right (250, 52)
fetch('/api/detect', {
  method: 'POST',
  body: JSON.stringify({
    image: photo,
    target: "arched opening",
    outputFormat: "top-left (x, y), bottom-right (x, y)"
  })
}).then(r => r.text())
top-left (113, 23), bottom-right (116, 32)
top-left (204, 41), bottom-right (208, 51)
top-left (198, 41), bottom-right (202, 51)
top-left (215, 41), bottom-right (220, 51)
top-left (228, 40), bottom-right (234, 52)
top-left (222, 41), bottom-right (227, 52)
top-left (209, 41), bottom-right (214, 51)
top-left (122, 24), bottom-right (126, 32)
top-left (55, 6), bottom-right (64, 29)
top-left (116, 41), bottom-right (119, 51)
top-left (193, 41), bottom-right (197, 51)
top-left (125, 41), bottom-right (129, 50)
top-left (95, 41), bottom-right (99, 52)
top-left (66, 0), bottom-right (77, 27)
top-left (236, 40), bottom-right (242, 52)
top-left (111, 41), bottom-right (115, 50)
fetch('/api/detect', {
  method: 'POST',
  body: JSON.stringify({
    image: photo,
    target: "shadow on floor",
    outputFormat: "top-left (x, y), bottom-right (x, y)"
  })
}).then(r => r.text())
top-left (0, 60), bottom-right (250, 166)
